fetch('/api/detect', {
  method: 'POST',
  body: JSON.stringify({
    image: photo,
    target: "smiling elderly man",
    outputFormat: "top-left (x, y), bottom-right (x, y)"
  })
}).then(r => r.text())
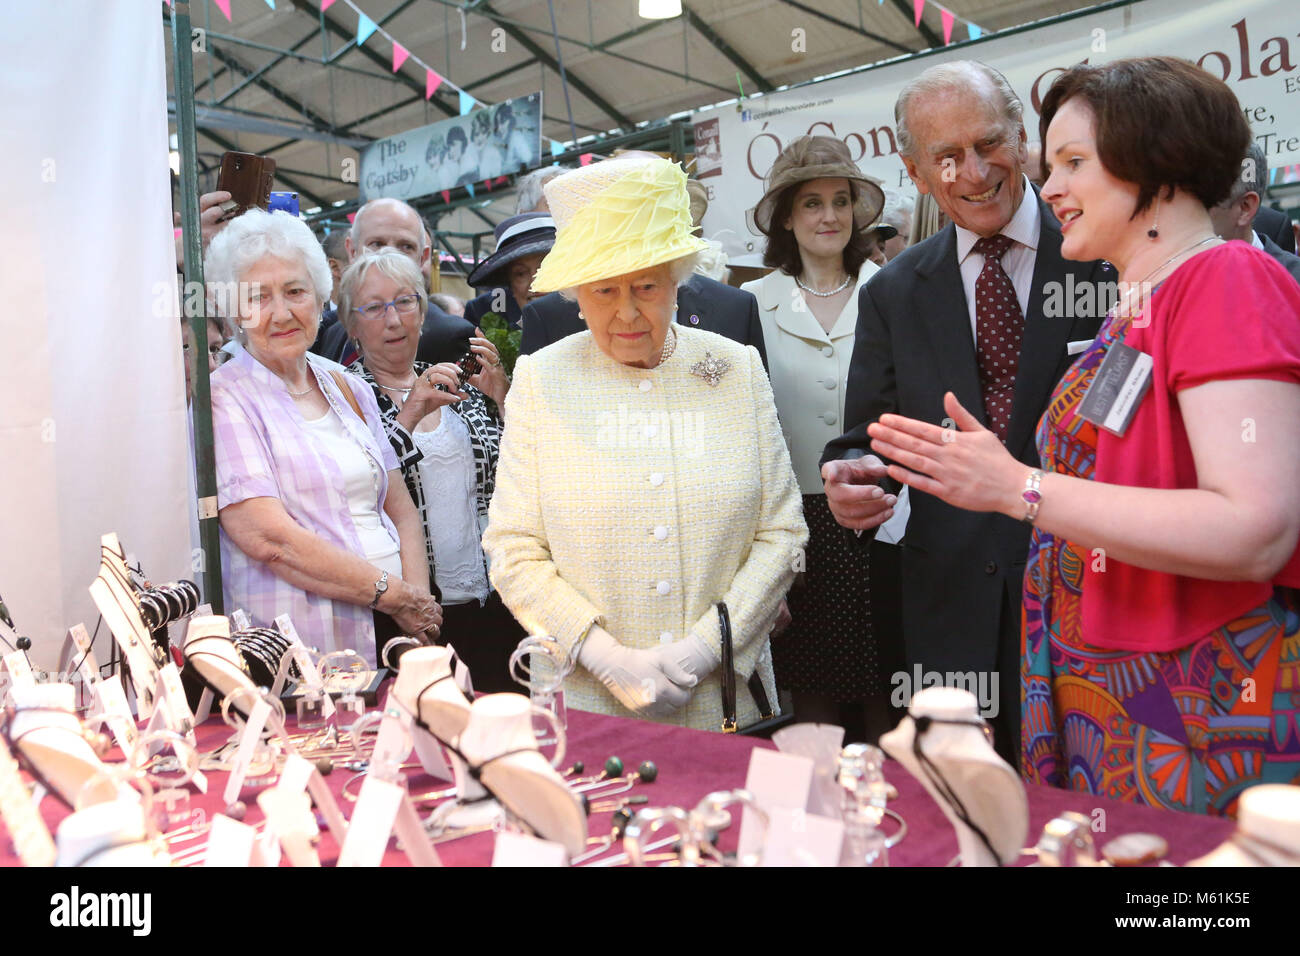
top-left (821, 60), bottom-right (1109, 762)
top-left (312, 197), bottom-right (475, 366)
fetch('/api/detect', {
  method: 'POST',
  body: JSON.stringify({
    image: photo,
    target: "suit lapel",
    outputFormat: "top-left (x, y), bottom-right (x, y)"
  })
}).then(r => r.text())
top-left (1004, 199), bottom-right (1098, 459)
top-left (913, 226), bottom-right (987, 428)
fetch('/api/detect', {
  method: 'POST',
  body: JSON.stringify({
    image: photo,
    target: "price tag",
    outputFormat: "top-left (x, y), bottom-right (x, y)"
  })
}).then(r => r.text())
top-left (760, 808), bottom-right (844, 867)
top-left (278, 753), bottom-right (314, 795)
top-left (94, 675), bottom-right (139, 753)
top-left (257, 787), bottom-right (321, 868)
top-left (337, 776), bottom-right (404, 867)
top-left (3, 651), bottom-right (35, 692)
top-left (0, 737), bottom-right (56, 867)
top-left (156, 663), bottom-right (196, 737)
top-left (203, 813), bottom-right (258, 867)
top-left (223, 698), bottom-right (271, 806)
top-left (66, 624), bottom-right (101, 689)
top-left (491, 831), bottom-right (568, 867)
top-left (230, 609), bottom-right (251, 631)
top-left (738, 748), bottom-right (814, 859)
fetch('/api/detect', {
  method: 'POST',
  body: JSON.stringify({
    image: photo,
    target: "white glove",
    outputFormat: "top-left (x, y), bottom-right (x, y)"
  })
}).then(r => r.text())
top-left (577, 626), bottom-right (691, 717)
top-left (649, 635), bottom-right (718, 686)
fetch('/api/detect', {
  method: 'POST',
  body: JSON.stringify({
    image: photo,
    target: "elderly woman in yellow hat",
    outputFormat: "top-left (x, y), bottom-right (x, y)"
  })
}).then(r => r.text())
top-left (483, 155), bottom-right (808, 731)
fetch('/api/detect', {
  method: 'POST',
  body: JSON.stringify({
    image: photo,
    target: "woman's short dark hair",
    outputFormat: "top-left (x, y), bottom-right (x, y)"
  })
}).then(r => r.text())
top-left (494, 103), bottom-right (515, 134)
top-left (762, 180), bottom-right (870, 277)
top-left (447, 126), bottom-right (468, 149)
top-left (1039, 56), bottom-right (1251, 217)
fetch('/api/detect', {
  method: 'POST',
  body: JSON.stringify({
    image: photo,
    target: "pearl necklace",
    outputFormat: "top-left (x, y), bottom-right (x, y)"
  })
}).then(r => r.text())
top-left (660, 326), bottom-right (678, 364)
top-left (796, 273), bottom-right (853, 297)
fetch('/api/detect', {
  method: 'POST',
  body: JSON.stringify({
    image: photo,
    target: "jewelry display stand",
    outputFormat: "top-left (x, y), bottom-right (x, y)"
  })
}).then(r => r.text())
top-left (55, 796), bottom-right (171, 868)
top-left (6, 683), bottom-right (122, 808)
top-left (88, 534), bottom-right (164, 720)
top-left (879, 687), bottom-right (1027, 866)
top-left (390, 646), bottom-right (473, 789)
top-left (1187, 784), bottom-right (1300, 866)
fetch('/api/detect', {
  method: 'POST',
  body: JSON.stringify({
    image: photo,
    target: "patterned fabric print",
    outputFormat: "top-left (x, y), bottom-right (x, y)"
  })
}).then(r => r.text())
top-left (1021, 311), bottom-right (1300, 817)
top-left (972, 234), bottom-right (1024, 442)
top-left (349, 360), bottom-right (502, 588)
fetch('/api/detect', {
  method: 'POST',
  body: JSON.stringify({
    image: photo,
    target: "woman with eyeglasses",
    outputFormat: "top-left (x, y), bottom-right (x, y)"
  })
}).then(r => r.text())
top-left (341, 250), bottom-right (522, 690)
top-left (206, 212), bottom-right (442, 668)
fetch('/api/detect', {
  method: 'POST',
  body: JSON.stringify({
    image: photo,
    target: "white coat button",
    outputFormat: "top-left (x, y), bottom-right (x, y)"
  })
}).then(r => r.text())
top-left (656, 581), bottom-right (671, 596)
top-left (644, 423), bottom-right (658, 438)
top-left (638, 379), bottom-right (652, 392)
top-left (653, 525), bottom-right (669, 540)
top-left (822, 345), bottom-right (834, 357)
top-left (823, 379), bottom-right (836, 390)
top-left (823, 412), bottom-right (837, 425)
top-left (659, 631), bottom-right (674, 644)
top-left (649, 472), bottom-right (664, 487)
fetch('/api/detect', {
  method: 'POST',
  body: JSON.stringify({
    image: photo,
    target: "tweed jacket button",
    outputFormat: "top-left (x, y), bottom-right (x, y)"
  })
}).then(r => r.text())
top-left (638, 379), bottom-right (652, 392)
top-left (653, 525), bottom-right (668, 540)
top-left (659, 631), bottom-right (674, 643)
top-left (644, 423), bottom-right (658, 438)
top-left (656, 580), bottom-right (671, 596)
top-left (649, 472), bottom-right (664, 487)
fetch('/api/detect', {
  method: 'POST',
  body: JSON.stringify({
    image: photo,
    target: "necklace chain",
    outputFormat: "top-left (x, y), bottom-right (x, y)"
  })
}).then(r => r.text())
top-left (374, 369), bottom-right (418, 397)
top-left (660, 326), bottom-right (677, 364)
top-left (1113, 235), bottom-right (1219, 322)
top-left (796, 273), bottom-right (853, 297)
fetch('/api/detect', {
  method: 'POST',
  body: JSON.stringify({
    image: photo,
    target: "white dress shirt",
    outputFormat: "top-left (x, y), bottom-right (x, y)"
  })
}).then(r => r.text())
top-left (954, 176), bottom-right (1041, 341)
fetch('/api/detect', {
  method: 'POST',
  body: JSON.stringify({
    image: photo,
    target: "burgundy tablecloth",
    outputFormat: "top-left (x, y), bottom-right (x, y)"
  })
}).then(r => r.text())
top-left (6, 706), bottom-right (1234, 867)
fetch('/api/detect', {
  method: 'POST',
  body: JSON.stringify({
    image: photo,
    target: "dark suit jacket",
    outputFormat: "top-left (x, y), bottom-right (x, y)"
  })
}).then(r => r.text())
top-left (822, 197), bottom-right (1108, 676)
top-left (1254, 204), bottom-right (1295, 254)
top-left (464, 289), bottom-right (524, 331)
top-left (1259, 232), bottom-right (1300, 282)
top-left (310, 303), bottom-right (475, 366)
top-left (519, 274), bottom-right (769, 370)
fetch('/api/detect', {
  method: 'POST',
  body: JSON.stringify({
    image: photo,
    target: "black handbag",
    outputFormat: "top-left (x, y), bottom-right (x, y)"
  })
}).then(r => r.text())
top-left (718, 602), bottom-right (793, 737)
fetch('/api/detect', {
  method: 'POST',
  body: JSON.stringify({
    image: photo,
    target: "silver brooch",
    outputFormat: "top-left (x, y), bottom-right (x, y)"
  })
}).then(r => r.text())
top-left (690, 352), bottom-right (732, 386)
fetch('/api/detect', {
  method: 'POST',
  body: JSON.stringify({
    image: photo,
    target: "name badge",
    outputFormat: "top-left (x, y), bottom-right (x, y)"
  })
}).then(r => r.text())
top-left (1077, 341), bottom-right (1153, 437)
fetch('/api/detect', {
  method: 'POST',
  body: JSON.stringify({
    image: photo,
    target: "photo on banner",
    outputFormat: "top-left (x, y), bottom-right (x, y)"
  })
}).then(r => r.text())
top-left (359, 92), bottom-right (542, 201)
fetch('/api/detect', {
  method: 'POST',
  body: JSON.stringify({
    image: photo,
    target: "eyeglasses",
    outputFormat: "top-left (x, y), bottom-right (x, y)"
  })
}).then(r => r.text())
top-left (355, 294), bottom-right (422, 321)
top-left (183, 342), bottom-right (229, 364)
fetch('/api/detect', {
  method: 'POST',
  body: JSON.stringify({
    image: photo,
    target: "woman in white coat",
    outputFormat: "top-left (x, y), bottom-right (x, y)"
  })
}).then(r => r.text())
top-left (483, 155), bottom-right (808, 731)
top-left (742, 135), bottom-right (902, 742)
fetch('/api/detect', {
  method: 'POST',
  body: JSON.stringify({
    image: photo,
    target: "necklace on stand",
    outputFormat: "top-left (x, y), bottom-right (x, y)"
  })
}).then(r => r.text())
top-left (796, 273), bottom-right (853, 297)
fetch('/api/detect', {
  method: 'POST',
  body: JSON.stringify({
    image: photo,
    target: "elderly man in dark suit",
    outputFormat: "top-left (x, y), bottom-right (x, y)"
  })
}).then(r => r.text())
top-left (312, 197), bottom-right (475, 366)
top-left (821, 60), bottom-right (1108, 762)
top-left (1254, 204), bottom-right (1296, 254)
top-left (519, 272), bottom-right (768, 368)
top-left (1210, 142), bottom-right (1300, 283)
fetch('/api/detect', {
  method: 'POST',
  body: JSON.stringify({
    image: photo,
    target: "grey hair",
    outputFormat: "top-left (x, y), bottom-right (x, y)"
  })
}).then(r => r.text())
top-left (558, 252), bottom-right (702, 302)
top-left (204, 208), bottom-right (331, 331)
top-left (348, 197), bottom-right (428, 256)
top-left (337, 250), bottom-right (428, 336)
top-left (881, 189), bottom-right (914, 231)
top-left (515, 166), bottom-right (570, 214)
top-left (1227, 141), bottom-right (1269, 206)
top-left (895, 60), bottom-right (1024, 157)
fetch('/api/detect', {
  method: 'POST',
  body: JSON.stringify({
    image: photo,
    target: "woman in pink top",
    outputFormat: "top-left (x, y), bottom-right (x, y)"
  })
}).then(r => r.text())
top-left (866, 57), bottom-right (1300, 816)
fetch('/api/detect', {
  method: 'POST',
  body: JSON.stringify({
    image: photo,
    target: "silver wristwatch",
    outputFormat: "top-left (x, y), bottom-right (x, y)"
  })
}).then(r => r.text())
top-left (368, 570), bottom-right (389, 609)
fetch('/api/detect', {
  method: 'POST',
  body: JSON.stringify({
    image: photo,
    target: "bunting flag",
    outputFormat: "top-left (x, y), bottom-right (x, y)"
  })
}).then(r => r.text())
top-left (913, 0), bottom-right (924, 28)
top-left (213, 0), bottom-right (232, 21)
top-left (357, 13), bottom-right (378, 46)
top-left (346, 213), bottom-right (357, 223)
top-left (484, 178), bottom-right (493, 191)
top-left (392, 42), bottom-right (408, 72)
top-left (264, 0), bottom-right (276, 8)
top-left (459, 90), bottom-right (476, 115)
top-left (465, 183), bottom-right (475, 197)
top-left (550, 141), bottom-right (565, 157)
top-left (441, 190), bottom-right (451, 204)
top-left (968, 22), bottom-right (982, 40)
top-left (426, 68), bottom-right (443, 99)
top-left (322, 0), bottom-right (336, 9)
top-left (579, 153), bottom-right (594, 167)
top-left (941, 9), bottom-right (954, 44)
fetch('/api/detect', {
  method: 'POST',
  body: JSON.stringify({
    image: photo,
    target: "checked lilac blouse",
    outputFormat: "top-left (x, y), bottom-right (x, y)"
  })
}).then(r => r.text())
top-left (211, 348), bottom-right (400, 661)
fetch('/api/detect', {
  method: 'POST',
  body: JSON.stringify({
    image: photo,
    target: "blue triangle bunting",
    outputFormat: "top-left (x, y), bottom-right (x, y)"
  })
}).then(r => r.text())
top-left (968, 23), bottom-right (982, 40)
top-left (465, 182), bottom-right (475, 197)
top-left (459, 91), bottom-right (476, 115)
top-left (357, 14), bottom-right (378, 46)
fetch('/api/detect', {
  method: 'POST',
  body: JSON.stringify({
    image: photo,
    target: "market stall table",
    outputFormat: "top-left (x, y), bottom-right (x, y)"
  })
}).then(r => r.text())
top-left (5, 707), bottom-right (1235, 866)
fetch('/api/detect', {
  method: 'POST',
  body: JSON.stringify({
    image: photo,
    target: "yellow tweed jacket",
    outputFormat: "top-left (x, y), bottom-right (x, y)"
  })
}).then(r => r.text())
top-left (483, 325), bottom-right (809, 731)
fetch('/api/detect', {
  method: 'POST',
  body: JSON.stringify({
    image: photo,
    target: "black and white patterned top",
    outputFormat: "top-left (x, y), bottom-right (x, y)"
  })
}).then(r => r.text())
top-left (348, 360), bottom-right (502, 589)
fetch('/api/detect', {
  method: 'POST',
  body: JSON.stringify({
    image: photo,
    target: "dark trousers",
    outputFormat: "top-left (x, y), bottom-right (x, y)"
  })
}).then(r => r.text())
top-left (439, 591), bottom-right (528, 694)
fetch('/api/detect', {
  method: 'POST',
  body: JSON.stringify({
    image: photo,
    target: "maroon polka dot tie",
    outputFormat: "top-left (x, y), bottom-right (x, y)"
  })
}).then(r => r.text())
top-left (972, 234), bottom-right (1023, 443)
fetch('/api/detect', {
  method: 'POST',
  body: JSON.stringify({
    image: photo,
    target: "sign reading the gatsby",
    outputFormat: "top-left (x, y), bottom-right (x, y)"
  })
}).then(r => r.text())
top-left (691, 0), bottom-right (1298, 265)
top-left (360, 92), bottom-right (542, 202)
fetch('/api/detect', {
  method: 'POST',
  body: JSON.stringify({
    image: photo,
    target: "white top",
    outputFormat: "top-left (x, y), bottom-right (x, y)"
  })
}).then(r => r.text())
top-left (413, 408), bottom-right (490, 605)
top-left (302, 408), bottom-right (402, 576)
top-left (954, 176), bottom-right (1041, 341)
top-left (1251, 230), bottom-right (1265, 251)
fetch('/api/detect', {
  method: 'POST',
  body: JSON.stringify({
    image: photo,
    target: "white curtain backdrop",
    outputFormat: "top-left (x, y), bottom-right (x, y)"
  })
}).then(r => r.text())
top-left (0, 3), bottom-right (191, 669)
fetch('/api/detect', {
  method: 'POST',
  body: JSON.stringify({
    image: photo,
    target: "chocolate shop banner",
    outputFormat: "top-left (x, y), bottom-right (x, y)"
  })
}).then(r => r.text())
top-left (692, 0), bottom-right (1297, 266)
top-left (360, 92), bottom-right (542, 201)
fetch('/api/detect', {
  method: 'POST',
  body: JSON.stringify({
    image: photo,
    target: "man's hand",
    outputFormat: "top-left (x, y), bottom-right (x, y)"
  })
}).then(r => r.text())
top-left (821, 455), bottom-right (897, 531)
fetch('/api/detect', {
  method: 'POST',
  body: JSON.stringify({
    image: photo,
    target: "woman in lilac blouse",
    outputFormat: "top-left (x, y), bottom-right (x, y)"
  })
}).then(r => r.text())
top-left (205, 210), bottom-right (441, 666)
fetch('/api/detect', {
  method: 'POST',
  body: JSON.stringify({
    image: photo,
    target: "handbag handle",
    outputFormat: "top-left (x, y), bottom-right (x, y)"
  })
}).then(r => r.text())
top-left (718, 602), bottom-right (737, 733)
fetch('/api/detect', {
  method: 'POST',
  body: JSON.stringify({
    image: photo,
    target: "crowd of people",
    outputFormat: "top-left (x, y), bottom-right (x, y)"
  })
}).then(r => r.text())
top-left (177, 53), bottom-right (1300, 818)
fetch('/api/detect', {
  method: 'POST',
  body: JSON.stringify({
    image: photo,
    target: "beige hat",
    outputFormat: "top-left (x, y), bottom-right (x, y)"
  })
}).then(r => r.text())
top-left (749, 135), bottom-right (885, 237)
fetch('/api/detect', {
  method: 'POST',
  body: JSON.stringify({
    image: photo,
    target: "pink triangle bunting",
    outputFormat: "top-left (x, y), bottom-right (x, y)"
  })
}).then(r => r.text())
top-left (913, 0), bottom-right (925, 28)
top-left (441, 190), bottom-right (451, 204)
top-left (579, 153), bottom-right (594, 167)
top-left (941, 9), bottom-right (954, 44)
top-left (346, 213), bottom-right (356, 224)
top-left (425, 69), bottom-right (443, 100)
top-left (213, 0), bottom-right (233, 21)
top-left (321, 0), bottom-right (336, 8)
top-left (392, 42), bottom-right (408, 72)
top-left (484, 178), bottom-right (493, 192)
